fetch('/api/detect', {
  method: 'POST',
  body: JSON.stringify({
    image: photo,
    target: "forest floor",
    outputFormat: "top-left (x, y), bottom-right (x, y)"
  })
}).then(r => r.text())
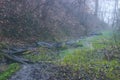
top-left (0, 31), bottom-right (120, 80)
top-left (9, 63), bottom-right (79, 80)
top-left (9, 63), bottom-right (67, 80)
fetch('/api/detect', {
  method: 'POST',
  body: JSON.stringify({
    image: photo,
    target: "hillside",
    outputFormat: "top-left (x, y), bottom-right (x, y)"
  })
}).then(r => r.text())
top-left (0, 0), bottom-right (108, 42)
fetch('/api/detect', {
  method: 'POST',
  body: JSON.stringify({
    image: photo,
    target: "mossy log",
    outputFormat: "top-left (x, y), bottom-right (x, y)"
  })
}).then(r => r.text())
top-left (0, 50), bottom-right (33, 64)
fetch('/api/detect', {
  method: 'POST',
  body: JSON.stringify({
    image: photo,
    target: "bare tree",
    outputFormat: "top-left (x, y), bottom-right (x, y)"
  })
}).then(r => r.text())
top-left (94, 0), bottom-right (99, 16)
top-left (112, 0), bottom-right (120, 52)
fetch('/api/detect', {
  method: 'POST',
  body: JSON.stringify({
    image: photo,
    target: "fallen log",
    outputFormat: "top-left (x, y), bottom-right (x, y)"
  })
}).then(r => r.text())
top-left (1, 49), bottom-right (27, 55)
top-left (0, 50), bottom-right (33, 64)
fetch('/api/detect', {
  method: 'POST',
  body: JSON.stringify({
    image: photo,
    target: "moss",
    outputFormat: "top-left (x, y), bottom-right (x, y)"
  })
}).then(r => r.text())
top-left (0, 63), bottom-right (20, 80)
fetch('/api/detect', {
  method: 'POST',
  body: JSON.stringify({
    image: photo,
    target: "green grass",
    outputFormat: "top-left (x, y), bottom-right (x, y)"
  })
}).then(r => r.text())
top-left (57, 31), bottom-right (120, 80)
top-left (58, 46), bottom-right (120, 80)
top-left (0, 63), bottom-right (20, 80)
top-left (24, 52), bottom-right (54, 62)
top-left (0, 43), bottom-right (21, 80)
top-left (23, 47), bottom-right (58, 62)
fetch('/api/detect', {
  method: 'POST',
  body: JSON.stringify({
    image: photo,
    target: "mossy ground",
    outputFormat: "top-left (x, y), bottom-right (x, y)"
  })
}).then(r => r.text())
top-left (0, 63), bottom-right (20, 80)
top-left (0, 43), bottom-right (20, 80)
top-left (23, 47), bottom-right (59, 62)
top-left (56, 31), bottom-right (120, 80)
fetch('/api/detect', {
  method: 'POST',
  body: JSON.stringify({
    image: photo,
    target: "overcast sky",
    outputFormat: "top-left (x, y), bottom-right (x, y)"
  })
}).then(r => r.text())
top-left (88, 0), bottom-right (120, 24)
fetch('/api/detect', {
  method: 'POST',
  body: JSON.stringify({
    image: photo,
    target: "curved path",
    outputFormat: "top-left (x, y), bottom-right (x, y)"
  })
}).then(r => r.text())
top-left (9, 63), bottom-right (60, 80)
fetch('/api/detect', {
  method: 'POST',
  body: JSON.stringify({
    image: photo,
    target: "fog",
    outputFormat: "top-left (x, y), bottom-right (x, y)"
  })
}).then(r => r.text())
top-left (0, 0), bottom-right (120, 80)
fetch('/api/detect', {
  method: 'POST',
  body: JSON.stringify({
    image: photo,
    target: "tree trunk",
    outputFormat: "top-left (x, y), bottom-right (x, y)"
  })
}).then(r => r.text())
top-left (94, 0), bottom-right (99, 16)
